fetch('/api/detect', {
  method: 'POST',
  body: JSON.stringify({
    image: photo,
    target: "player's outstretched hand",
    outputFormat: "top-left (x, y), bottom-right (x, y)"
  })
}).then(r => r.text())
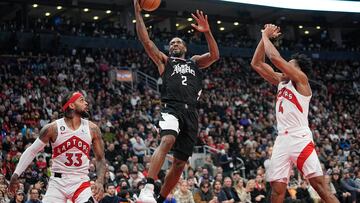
top-left (92, 181), bottom-right (104, 202)
top-left (262, 24), bottom-right (281, 39)
top-left (191, 10), bottom-right (210, 33)
top-left (9, 174), bottom-right (19, 196)
top-left (133, 0), bottom-right (142, 13)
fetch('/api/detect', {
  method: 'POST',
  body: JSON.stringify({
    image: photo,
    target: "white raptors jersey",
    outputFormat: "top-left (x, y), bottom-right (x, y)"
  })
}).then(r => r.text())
top-left (276, 81), bottom-right (311, 135)
top-left (51, 118), bottom-right (92, 175)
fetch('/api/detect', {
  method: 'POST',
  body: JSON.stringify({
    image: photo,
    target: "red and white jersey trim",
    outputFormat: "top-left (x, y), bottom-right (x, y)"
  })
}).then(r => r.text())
top-left (276, 80), bottom-right (311, 135)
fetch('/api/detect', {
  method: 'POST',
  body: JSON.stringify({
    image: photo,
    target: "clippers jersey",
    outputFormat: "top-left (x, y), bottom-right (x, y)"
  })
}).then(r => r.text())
top-left (51, 118), bottom-right (92, 175)
top-left (276, 80), bottom-right (311, 135)
top-left (161, 57), bottom-right (203, 105)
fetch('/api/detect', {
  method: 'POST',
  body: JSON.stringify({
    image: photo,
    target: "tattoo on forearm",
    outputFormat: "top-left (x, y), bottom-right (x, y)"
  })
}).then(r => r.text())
top-left (90, 124), bottom-right (106, 184)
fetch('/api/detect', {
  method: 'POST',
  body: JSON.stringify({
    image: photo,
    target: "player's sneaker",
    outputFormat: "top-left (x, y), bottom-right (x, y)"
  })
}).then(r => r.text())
top-left (137, 184), bottom-right (156, 203)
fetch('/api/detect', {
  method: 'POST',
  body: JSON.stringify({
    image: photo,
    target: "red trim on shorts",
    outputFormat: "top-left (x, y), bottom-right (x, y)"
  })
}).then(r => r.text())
top-left (72, 181), bottom-right (91, 203)
top-left (297, 141), bottom-right (315, 174)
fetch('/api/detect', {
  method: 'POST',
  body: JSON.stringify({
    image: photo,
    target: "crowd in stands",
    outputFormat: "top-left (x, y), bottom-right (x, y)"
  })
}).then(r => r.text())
top-left (1, 17), bottom-right (360, 52)
top-left (0, 18), bottom-right (359, 203)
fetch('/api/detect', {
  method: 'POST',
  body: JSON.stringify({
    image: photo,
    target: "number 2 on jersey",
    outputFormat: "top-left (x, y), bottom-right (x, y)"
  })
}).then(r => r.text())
top-left (181, 76), bottom-right (187, 86)
top-left (64, 153), bottom-right (82, 167)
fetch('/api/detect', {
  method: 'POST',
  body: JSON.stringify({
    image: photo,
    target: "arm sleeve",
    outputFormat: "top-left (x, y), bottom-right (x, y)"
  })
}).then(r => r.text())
top-left (14, 138), bottom-right (47, 176)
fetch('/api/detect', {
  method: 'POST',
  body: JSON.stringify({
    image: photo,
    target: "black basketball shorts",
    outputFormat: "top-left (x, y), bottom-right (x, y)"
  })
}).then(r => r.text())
top-left (159, 104), bottom-right (198, 161)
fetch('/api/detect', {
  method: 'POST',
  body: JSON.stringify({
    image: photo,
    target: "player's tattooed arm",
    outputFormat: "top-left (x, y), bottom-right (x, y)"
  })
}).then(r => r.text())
top-left (38, 122), bottom-right (57, 143)
top-left (133, 0), bottom-right (167, 74)
top-left (90, 122), bottom-right (106, 185)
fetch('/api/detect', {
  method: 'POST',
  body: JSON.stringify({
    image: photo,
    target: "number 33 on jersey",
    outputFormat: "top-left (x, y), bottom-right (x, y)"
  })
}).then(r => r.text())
top-left (51, 118), bottom-right (92, 175)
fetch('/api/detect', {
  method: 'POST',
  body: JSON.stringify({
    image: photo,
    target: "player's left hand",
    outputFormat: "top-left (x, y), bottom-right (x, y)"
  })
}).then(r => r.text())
top-left (262, 24), bottom-right (280, 38)
top-left (191, 10), bottom-right (210, 33)
top-left (92, 181), bottom-right (104, 202)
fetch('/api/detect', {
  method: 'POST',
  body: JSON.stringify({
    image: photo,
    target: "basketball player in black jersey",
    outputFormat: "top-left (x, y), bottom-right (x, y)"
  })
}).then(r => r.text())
top-left (134, 0), bottom-right (219, 202)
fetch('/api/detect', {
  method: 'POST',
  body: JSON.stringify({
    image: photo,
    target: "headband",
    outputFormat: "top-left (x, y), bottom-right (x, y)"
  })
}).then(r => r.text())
top-left (62, 92), bottom-right (83, 111)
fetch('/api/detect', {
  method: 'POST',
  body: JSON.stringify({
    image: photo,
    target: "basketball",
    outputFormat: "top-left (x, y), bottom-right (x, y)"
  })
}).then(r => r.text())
top-left (139, 0), bottom-right (161, 11)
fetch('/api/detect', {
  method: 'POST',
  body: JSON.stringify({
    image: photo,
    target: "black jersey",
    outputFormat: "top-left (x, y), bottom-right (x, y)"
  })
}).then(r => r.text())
top-left (161, 57), bottom-right (203, 106)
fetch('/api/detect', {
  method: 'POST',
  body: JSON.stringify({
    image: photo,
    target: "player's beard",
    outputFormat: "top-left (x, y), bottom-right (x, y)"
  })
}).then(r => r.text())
top-left (65, 108), bottom-right (90, 118)
top-left (76, 109), bottom-right (90, 118)
top-left (170, 50), bottom-right (183, 57)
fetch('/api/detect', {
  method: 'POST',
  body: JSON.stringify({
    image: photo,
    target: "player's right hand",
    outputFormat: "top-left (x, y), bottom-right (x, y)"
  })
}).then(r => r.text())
top-left (133, 0), bottom-right (142, 13)
top-left (262, 24), bottom-right (281, 39)
top-left (9, 174), bottom-right (19, 195)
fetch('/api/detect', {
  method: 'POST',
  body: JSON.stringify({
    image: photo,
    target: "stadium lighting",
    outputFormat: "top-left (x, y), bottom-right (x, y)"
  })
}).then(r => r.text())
top-left (106, 10), bottom-right (111, 14)
top-left (298, 25), bottom-right (303, 29)
top-left (93, 16), bottom-right (99, 20)
top-left (187, 18), bottom-right (193, 22)
top-left (220, 27), bottom-right (225, 31)
top-left (45, 12), bottom-right (51, 16)
top-left (32, 4), bottom-right (38, 8)
top-left (219, 0), bottom-right (360, 13)
top-left (132, 19), bottom-right (136, 23)
top-left (144, 14), bottom-right (150, 18)
top-left (176, 23), bottom-right (180, 27)
top-left (316, 26), bottom-right (321, 29)
top-left (57, 6), bottom-right (62, 10)
top-left (83, 8), bottom-right (89, 12)
top-left (304, 30), bottom-right (309, 34)
top-left (234, 22), bottom-right (239, 26)
top-left (217, 20), bottom-right (222, 24)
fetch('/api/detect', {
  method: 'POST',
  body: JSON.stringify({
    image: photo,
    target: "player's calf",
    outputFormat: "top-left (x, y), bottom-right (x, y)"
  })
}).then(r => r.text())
top-left (309, 176), bottom-right (340, 203)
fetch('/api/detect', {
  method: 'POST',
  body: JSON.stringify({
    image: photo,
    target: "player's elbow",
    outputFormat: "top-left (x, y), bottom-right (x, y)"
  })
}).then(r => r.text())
top-left (213, 52), bottom-right (220, 61)
top-left (250, 61), bottom-right (261, 70)
top-left (209, 52), bottom-right (220, 62)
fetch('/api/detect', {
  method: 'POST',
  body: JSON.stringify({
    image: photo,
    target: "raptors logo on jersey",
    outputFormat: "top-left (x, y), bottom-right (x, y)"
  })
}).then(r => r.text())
top-left (276, 80), bottom-right (311, 134)
top-left (52, 118), bottom-right (92, 175)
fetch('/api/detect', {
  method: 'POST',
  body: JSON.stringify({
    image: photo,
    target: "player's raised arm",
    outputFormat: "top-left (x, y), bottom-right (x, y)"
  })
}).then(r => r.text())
top-left (250, 26), bottom-right (283, 85)
top-left (134, 0), bottom-right (167, 74)
top-left (262, 24), bottom-right (308, 85)
top-left (89, 122), bottom-right (106, 201)
top-left (190, 10), bottom-right (220, 69)
top-left (9, 122), bottom-right (57, 194)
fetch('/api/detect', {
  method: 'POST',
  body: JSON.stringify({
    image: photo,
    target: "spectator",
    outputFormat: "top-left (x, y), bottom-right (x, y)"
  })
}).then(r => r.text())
top-left (234, 178), bottom-right (247, 203)
top-left (340, 169), bottom-right (360, 203)
top-left (331, 170), bottom-right (352, 203)
top-left (100, 184), bottom-right (119, 203)
top-left (10, 190), bottom-right (25, 203)
top-left (174, 180), bottom-right (195, 203)
top-left (193, 180), bottom-right (217, 203)
top-left (296, 180), bottom-right (313, 203)
top-left (217, 177), bottom-right (240, 203)
top-left (132, 135), bottom-right (146, 163)
top-left (25, 188), bottom-right (41, 203)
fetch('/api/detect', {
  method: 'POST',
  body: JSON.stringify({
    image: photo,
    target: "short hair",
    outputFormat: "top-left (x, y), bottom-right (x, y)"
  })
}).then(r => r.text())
top-left (200, 180), bottom-right (210, 188)
top-left (61, 91), bottom-right (78, 117)
top-left (170, 37), bottom-right (186, 47)
top-left (106, 183), bottom-right (115, 189)
top-left (290, 53), bottom-right (312, 70)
